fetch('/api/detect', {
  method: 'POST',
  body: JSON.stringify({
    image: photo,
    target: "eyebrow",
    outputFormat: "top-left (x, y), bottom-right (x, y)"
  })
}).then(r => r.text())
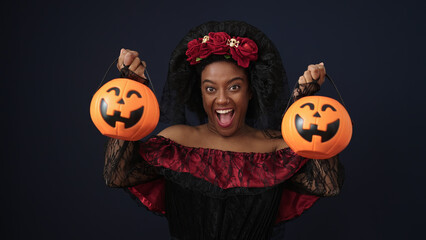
top-left (202, 77), bottom-right (245, 85)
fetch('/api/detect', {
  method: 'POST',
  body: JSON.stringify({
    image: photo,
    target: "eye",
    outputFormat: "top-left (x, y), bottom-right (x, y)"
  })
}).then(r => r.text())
top-left (229, 85), bottom-right (240, 91)
top-left (126, 90), bottom-right (142, 98)
top-left (300, 103), bottom-right (314, 110)
top-left (321, 104), bottom-right (336, 112)
top-left (107, 87), bottom-right (120, 96)
top-left (206, 87), bottom-right (215, 93)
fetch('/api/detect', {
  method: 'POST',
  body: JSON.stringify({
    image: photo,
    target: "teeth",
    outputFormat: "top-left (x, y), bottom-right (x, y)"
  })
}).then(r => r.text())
top-left (216, 109), bottom-right (233, 114)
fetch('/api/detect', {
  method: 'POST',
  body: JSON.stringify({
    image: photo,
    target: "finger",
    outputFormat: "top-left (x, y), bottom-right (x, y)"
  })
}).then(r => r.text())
top-left (117, 48), bottom-right (140, 68)
top-left (129, 57), bottom-right (147, 78)
top-left (123, 51), bottom-right (139, 66)
top-left (126, 49), bottom-right (140, 58)
top-left (303, 70), bottom-right (313, 83)
top-left (117, 48), bottom-right (127, 70)
top-left (298, 75), bottom-right (307, 85)
top-left (317, 62), bottom-right (326, 85)
top-left (129, 57), bottom-right (141, 71)
top-left (308, 64), bottom-right (322, 81)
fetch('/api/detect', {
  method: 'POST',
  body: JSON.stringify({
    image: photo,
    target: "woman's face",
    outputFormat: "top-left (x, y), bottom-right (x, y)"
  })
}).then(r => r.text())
top-left (201, 61), bottom-right (251, 137)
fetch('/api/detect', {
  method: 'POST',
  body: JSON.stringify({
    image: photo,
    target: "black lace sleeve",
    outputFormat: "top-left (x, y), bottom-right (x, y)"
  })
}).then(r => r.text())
top-left (103, 138), bottom-right (159, 188)
top-left (286, 155), bottom-right (344, 197)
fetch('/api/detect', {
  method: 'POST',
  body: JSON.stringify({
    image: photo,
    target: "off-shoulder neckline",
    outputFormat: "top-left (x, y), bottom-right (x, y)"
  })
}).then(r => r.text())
top-left (149, 135), bottom-right (292, 156)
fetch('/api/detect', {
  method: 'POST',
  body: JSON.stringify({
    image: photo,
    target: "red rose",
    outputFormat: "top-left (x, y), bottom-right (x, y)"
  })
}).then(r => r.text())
top-left (229, 37), bottom-right (258, 68)
top-left (185, 32), bottom-right (259, 68)
top-left (186, 38), bottom-right (212, 65)
top-left (208, 32), bottom-right (231, 55)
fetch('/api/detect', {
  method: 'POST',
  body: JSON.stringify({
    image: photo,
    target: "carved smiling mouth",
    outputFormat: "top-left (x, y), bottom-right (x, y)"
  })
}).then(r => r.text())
top-left (215, 109), bottom-right (235, 128)
top-left (295, 114), bottom-right (339, 142)
top-left (100, 99), bottom-right (144, 128)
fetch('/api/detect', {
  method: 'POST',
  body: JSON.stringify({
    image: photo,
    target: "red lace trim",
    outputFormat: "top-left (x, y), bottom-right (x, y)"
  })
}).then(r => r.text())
top-left (138, 136), bottom-right (308, 189)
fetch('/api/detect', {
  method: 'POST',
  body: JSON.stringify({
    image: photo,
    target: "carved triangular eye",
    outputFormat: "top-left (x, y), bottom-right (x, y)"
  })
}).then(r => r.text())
top-left (300, 103), bottom-right (314, 110)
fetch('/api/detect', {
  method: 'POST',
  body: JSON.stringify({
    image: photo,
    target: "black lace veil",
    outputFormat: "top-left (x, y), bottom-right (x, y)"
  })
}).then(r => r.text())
top-left (160, 20), bottom-right (289, 130)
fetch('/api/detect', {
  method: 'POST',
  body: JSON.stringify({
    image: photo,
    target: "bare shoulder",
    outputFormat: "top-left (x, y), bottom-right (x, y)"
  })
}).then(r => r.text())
top-left (157, 125), bottom-right (197, 143)
top-left (260, 129), bottom-right (289, 151)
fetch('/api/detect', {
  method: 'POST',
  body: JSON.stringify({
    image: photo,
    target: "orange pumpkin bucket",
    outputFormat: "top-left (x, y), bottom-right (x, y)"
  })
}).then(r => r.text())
top-left (281, 75), bottom-right (352, 159)
top-left (90, 78), bottom-right (159, 141)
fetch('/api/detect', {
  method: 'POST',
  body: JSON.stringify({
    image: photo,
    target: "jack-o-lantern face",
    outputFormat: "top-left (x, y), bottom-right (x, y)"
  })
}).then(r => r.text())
top-left (90, 78), bottom-right (159, 141)
top-left (100, 87), bottom-right (144, 128)
top-left (295, 102), bottom-right (340, 142)
top-left (281, 96), bottom-right (352, 159)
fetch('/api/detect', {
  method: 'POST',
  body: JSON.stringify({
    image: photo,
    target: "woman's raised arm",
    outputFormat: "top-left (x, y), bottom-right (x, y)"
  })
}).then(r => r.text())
top-left (285, 63), bottom-right (344, 196)
top-left (103, 49), bottom-right (158, 188)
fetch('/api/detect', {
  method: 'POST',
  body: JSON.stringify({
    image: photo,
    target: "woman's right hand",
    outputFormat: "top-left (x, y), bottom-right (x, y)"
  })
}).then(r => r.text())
top-left (117, 48), bottom-right (147, 80)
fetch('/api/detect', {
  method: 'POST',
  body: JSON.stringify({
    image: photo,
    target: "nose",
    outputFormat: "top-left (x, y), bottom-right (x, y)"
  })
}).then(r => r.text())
top-left (313, 112), bottom-right (321, 117)
top-left (117, 98), bottom-right (125, 104)
top-left (216, 90), bottom-right (229, 105)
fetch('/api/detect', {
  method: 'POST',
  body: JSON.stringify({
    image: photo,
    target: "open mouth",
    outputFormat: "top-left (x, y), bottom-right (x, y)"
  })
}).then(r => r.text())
top-left (215, 109), bottom-right (235, 128)
top-left (295, 114), bottom-right (339, 142)
top-left (100, 99), bottom-right (144, 128)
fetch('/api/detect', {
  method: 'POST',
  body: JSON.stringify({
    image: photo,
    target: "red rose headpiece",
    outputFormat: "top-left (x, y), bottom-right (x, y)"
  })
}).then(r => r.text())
top-left (186, 32), bottom-right (258, 68)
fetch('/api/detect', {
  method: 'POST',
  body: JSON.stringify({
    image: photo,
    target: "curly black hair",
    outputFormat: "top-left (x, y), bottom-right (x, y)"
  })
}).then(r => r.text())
top-left (160, 20), bottom-right (289, 130)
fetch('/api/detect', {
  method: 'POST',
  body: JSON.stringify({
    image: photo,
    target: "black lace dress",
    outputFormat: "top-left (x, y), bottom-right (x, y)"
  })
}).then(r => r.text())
top-left (104, 136), bottom-right (344, 240)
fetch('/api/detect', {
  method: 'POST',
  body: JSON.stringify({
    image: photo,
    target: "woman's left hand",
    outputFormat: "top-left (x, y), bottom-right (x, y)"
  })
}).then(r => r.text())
top-left (293, 62), bottom-right (326, 99)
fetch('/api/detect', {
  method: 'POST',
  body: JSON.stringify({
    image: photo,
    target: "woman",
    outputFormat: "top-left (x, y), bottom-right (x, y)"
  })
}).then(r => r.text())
top-left (103, 21), bottom-right (344, 240)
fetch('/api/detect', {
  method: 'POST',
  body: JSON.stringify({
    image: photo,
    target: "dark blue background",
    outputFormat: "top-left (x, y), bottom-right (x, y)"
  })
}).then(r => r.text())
top-left (3, 0), bottom-right (425, 239)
